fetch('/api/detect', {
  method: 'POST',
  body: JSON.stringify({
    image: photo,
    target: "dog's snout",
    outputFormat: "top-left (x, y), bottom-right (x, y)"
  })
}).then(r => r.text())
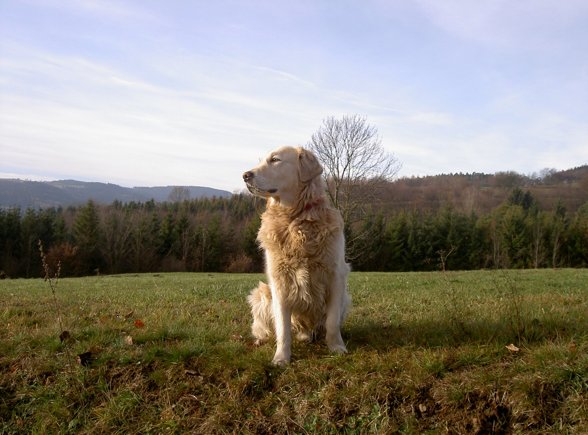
top-left (243, 171), bottom-right (254, 182)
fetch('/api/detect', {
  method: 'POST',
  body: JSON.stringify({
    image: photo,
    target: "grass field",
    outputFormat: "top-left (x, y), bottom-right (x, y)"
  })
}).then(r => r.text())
top-left (1, 269), bottom-right (587, 433)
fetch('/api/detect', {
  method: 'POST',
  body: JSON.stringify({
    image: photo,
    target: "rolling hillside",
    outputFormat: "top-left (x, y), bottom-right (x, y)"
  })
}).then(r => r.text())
top-left (381, 165), bottom-right (588, 213)
top-left (0, 179), bottom-right (231, 209)
top-left (1, 164), bottom-right (587, 211)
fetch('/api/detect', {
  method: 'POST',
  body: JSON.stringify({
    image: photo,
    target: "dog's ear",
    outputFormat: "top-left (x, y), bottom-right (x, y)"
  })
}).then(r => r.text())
top-left (297, 147), bottom-right (323, 182)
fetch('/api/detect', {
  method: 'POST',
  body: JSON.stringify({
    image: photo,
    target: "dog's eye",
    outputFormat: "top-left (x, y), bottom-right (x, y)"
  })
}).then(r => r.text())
top-left (270, 156), bottom-right (281, 163)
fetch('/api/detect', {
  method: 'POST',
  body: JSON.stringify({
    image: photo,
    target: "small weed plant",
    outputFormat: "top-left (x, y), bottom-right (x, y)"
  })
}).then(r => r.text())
top-left (38, 240), bottom-right (65, 336)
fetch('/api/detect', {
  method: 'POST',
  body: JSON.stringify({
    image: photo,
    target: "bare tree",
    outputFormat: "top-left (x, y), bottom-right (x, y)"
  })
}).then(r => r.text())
top-left (308, 115), bottom-right (401, 225)
top-left (101, 207), bottom-right (133, 274)
top-left (308, 115), bottom-right (401, 262)
top-left (168, 186), bottom-right (191, 203)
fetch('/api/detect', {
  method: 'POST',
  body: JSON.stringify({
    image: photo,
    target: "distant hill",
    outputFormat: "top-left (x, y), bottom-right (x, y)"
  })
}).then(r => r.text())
top-left (0, 179), bottom-right (232, 209)
top-left (382, 165), bottom-right (588, 213)
top-left (2, 165), bottom-right (587, 212)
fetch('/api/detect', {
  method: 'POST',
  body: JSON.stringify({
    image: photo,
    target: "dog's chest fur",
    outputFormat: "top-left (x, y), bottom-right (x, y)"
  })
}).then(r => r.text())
top-left (258, 205), bottom-right (341, 262)
top-left (258, 203), bottom-right (343, 312)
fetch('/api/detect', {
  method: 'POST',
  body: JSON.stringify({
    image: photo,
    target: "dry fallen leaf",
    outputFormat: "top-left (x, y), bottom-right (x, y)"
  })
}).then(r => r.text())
top-left (59, 330), bottom-right (71, 343)
top-left (77, 351), bottom-right (93, 366)
top-left (506, 343), bottom-right (520, 353)
top-left (123, 335), bottom-right (133, 346)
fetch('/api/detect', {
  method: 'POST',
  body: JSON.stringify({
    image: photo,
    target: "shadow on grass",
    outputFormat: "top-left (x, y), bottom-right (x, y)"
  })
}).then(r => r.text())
top-left (345, 316), bottom-right (584, 350)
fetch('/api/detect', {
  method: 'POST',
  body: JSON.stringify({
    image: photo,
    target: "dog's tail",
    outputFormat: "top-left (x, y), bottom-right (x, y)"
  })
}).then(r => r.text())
top-left (247, 282), bottom-right (273, 344)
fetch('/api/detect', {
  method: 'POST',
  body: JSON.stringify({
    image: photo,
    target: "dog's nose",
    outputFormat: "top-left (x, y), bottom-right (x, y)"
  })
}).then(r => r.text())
top-left (243, 171), bottom-right (254, 182)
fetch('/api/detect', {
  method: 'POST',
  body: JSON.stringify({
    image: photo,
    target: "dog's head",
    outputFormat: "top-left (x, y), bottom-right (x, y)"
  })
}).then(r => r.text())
top-left (243, 146), bottom-right (323, 205)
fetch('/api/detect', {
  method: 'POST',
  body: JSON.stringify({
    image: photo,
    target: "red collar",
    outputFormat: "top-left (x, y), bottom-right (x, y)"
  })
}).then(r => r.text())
top-left (304, 198), bottom-right (324, 211)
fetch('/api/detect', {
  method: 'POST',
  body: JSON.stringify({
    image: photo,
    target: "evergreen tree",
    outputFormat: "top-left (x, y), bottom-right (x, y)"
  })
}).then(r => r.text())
top-left (500, 205), bottom-right (530, 268)
top-left (157, 213), bottom-right (175, 258)
top-left (568, 202), bottom-right (588, 266)
top-left (73, 200), bottom-right (102, 275)
top-left (101, 208), bottom-right (132, 274)
top-left (387, 211), bottom-right (411, 271)
top-left (242, 215), bottom-right (263, 271)
top-left (0, 209), bottom-right (22, 276)
top-left (352, 213), bottom-right (388, 271)
top-left (129, 211), bottom-right (159, 272)
top-left (20, 209), bottom-right (40, 277)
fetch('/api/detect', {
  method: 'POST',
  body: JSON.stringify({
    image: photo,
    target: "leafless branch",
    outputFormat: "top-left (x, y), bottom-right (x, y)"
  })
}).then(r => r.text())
top-left (308, 114), bottom-right (401, 224)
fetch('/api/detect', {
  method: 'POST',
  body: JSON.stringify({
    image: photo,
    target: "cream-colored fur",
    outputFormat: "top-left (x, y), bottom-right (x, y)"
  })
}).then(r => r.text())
top-left (243, 146), bottom-right (351, 365)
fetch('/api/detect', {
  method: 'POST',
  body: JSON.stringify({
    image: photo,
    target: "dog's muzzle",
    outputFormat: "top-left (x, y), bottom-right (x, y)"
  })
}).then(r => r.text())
top-left (243, 171), bottom-right (277, 196)
top-left (243, 171), bottom-right (254, 183)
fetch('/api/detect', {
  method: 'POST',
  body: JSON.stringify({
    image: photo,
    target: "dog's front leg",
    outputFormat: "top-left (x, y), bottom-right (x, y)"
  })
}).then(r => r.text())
top-left (271, 289), bottom-right (292, 366)
top-left (325, 275), bottom-right (348, 354)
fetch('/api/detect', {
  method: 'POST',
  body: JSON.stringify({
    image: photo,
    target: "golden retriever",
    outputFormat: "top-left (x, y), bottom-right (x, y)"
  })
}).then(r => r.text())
top-left (243, 146), bottom-right (351, 365)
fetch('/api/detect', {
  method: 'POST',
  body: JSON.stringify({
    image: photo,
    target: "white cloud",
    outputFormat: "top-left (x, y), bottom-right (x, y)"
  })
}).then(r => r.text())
top-left (414, 0), bottom-right (588, 51)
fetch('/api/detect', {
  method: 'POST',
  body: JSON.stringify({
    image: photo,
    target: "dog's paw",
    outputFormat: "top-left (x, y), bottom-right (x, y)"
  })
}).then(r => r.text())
top-left (328, 343), bottom-right (347, 354)
top-left (295, 331), bottom-right (312, 343)
top-left (272, 357), bottom-right (290, 367)
top-left (272, 352), bottom-right (291, 366)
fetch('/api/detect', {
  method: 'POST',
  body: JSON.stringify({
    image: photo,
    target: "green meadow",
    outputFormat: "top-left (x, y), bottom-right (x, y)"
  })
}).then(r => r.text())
top-left (1, 270), bottom-right (587, 433)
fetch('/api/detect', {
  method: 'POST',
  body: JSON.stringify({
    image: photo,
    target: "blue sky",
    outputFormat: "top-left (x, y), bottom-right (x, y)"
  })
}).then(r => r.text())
top-left (1, 0), bottom-right (587, 192)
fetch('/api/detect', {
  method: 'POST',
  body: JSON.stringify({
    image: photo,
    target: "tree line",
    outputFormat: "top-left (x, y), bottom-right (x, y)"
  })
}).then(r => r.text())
top-left (351, 189), bottom-right (588, 271)
top-left (1, 188), bottom-right (587, 278)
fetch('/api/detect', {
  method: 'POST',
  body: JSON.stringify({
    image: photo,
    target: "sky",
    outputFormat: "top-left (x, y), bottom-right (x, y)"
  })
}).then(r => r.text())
top-left (1, 0), bottom-right (587, 193)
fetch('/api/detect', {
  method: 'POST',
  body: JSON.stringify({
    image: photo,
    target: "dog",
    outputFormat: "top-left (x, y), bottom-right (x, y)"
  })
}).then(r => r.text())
top-left (243, 146), bottom-right (351, 365)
